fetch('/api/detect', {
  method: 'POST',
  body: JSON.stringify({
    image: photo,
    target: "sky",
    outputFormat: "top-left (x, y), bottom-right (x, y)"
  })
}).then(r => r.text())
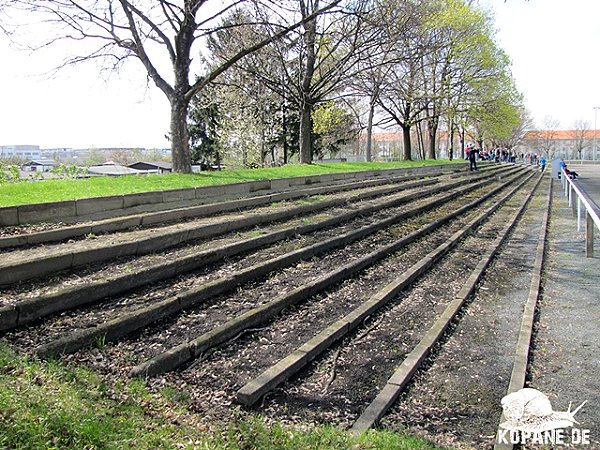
top-left (1, 0), bottom-right (600, 149)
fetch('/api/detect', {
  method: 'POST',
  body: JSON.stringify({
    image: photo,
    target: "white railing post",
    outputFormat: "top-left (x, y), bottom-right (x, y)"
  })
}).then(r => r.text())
top-left (587, 212), bottom-right (594, 257)
top-left (577, 197), bottom-right (582, 232)
top-left (562, 167), bottom-right (600, 258)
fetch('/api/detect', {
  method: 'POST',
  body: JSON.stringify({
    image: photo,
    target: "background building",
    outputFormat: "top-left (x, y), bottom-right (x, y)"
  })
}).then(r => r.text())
top-left (517, 130), bottom-right (600, 160)
top-left (0, 145), bottom-right (41, 160)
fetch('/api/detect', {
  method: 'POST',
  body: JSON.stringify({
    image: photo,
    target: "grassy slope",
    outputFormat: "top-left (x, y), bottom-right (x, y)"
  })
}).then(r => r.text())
top-left (0, 345), bottom-right (443, 450)
top-left (0, 161), bottom-right (460, 207)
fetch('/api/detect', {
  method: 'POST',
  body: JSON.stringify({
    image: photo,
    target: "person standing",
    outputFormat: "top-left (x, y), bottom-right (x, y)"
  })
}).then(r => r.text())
top-left (469, 146), bottom-right (479, 171)
top-left (540, 155), bottom-right (546, 173)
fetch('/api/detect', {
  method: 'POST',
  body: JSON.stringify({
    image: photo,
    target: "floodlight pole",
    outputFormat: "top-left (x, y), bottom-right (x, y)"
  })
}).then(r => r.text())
top-left (594, 106), bottom-right (600, 161)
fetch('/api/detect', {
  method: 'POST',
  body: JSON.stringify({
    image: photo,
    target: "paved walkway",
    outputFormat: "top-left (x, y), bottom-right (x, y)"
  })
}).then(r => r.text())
top-left (527, 170), bottom-right (600, 445)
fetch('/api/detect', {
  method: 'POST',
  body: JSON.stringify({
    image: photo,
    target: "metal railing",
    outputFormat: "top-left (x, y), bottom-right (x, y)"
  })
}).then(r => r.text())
top-left (561, 168), bottom-right (600, 257)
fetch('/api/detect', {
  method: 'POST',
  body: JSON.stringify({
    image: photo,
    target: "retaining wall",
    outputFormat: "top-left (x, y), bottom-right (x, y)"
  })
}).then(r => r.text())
top-left (0, 163), bottom-right (465, 226)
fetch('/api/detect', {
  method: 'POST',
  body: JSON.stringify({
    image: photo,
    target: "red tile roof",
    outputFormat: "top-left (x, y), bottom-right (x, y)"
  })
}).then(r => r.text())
top-left (524, 130), bottom-right (600, 140)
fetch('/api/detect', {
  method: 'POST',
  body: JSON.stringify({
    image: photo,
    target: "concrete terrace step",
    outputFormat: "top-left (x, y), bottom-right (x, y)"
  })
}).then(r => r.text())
top-left (0, 163), bottom-right (468, 227)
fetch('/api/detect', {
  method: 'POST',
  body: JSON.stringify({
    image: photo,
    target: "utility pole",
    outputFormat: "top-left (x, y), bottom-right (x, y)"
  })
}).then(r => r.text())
top-left (594, 106), bottom-right (600, 160)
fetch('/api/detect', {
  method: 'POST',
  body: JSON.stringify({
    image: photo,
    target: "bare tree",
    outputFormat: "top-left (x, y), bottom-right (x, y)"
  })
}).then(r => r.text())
top-left (571, 119), bottom-right (591, 160)
top-left (533, 116), bottom-right (561, 158)
top-left (0, 0), bottom-right (341, 172)
top-left (285, 0), bottom-right (373, 163)
top-left (218, 0), bottom-right (374, 163)
top-left (346, 0), bottom-right (412, 162)
top-left (377, 1), bottom-right (430, 161)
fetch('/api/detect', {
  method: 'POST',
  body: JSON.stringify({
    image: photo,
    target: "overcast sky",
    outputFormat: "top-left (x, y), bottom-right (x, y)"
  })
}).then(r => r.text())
top-left (1, 0), bottom-right (600, 149)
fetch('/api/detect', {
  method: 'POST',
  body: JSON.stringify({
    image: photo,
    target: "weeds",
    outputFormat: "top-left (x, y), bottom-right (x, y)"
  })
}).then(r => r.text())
top-left (0, 343), bottom-right (443, 449)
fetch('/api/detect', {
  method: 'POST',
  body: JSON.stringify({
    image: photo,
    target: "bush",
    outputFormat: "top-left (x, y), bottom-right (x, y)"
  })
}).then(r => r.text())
top-left (0, 162), bottom-right (20, 183)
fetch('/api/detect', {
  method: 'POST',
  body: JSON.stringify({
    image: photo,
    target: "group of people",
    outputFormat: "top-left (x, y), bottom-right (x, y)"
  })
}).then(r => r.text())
top-left (558, 159), bottom-right (579, 180)
top-left (465, 145), bottom-right (522, 171)
top-left (464, 144), bottom-right (580, 180)
top-left (528, 155), bottom-right (580, 180)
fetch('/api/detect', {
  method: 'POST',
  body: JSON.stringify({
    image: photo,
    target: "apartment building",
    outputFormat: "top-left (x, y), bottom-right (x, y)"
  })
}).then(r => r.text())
top-left (517, 130), bottom-right (600, 160)
top-left (0, 145), bottom-right (41, 160)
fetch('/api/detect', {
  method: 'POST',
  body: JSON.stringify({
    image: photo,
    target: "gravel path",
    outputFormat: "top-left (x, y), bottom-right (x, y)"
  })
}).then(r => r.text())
top-left (526, 181), bottom-right (600, 448)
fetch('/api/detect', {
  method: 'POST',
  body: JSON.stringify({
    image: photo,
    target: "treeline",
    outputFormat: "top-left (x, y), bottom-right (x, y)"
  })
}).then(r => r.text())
top-left (188, 0), bottom-right (528, 167)
top-left (2, 0), bottom-right (529, 172)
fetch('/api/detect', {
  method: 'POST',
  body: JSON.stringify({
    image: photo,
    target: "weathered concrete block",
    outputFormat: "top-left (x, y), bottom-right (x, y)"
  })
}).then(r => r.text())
top-left (135, 231), bottom-right (187, 255)
top-left (270, 178), bottom-right (291, 190)
top-left (123, 191), bottom-right (163, 208)
top-left (354, 171), bottom-right (371, 180)
top-left (196, 185), bottom-right (226, 199)
top-left (222, 182), bottom-right (251, 196)
top-left (0, 305), bottom-right (18, 331)
top-left (0, 207), bottom-right (19, 226)
top-left (27, 225), bottom-right (93, 245)
top-left (343, 299), bottom-right (383, 332)
top-left (0, 234), bottom-right (28, 249)
top-left (303, 175), bottom-right (321, 185)
top-left (92, 216), bottom-right (142, 234)
top-left (299, 322), bottom-right (348, 358)
top-left (237, 350), bottom-right (310, 406)
top-left (351, 383), bottom-right (402, 434)
top-left (18, 201), bottom-right (77, 225)
top-left (319, 173), bottom-right (335, 183)
top-left (76, 195), bottom-right (124, 216)
top-left (288, 176), bottom-right (307, 186)
top-left (72, 241), bottom-right (139, 267)
top-left (131, 344), bottom-right (194, 378)
top-left (162, 188), bottom-right (195, 203)
top-left (248, 180), bottom-right (271, 192)
top-left (0, 253), bottom-right (73, 285)
top-left (141, 209), bottom-right (187, 226)
top-left (388, 346), bottom-right (428, 388)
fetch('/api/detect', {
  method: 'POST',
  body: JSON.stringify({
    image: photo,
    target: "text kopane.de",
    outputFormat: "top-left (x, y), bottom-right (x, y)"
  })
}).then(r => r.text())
top-left (497, 428), bottom-right (591, 445)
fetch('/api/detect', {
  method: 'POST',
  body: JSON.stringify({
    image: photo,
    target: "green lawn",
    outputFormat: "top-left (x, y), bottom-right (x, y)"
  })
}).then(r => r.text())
top-left (0, 161), bottom-right (460, 207)
top-left (0, 344), bottom-right (444, 450)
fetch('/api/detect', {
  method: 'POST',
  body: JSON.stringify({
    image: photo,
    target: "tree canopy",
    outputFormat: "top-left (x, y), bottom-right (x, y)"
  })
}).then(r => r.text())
top-left (2, 0), bottom-right (527, 169)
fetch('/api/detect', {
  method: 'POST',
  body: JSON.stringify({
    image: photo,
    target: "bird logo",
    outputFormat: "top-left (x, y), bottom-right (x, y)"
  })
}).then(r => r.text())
top-left (500, 388), bottom-right (587, 433)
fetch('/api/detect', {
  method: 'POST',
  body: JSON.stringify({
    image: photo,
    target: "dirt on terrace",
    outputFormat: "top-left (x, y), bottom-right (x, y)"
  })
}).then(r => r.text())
top-left (3, 170), bottom-right (591, 450)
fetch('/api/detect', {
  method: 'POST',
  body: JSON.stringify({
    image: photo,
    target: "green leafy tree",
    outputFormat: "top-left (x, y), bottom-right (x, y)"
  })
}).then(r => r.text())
top-left (312, 101), bottom-right (359, 158)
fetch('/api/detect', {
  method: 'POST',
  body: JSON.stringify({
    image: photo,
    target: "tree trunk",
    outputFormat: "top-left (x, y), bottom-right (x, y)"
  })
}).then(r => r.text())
top-left (170, 99), bottom-right (192, 173)
top-left (416, 121), bottom-right (425, 160)
top-left (298, 5), bottom-right (317, 165)
top-left (260, 128), bottom-right (266, 166)
top-left (366, 102), bottom-right (375, 162)
top-left (427, 117), bottom-right (438, 160)
top-left (449, 120), bottom-right (455, 161)
top-left (299, 100), bottom-right (313, 163)
top-left (401, 123), bottom-right (412, 161)
top-left (365, 85), bottom-right (379, 162)
top-left (281, 97), bottom-right (289, 164)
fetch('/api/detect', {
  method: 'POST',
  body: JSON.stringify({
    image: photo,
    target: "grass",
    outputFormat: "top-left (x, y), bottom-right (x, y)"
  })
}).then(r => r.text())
top-left (0, 343), bottom-right (444, 450)
top-left (0, 160), bottom-right (460, 207)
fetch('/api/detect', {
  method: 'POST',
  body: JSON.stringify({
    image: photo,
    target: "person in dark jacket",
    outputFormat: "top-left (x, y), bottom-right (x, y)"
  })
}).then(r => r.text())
top-left (468, 146), bottom-right (480, 171)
